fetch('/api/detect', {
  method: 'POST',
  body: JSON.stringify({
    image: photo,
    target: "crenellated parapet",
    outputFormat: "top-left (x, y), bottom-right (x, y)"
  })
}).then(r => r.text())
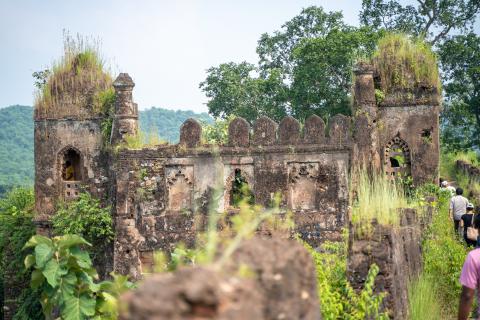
top-left (174, 114), bottom-right (353, 150)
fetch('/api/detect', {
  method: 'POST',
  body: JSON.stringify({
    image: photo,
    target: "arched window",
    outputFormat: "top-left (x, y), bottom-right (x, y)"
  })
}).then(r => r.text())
top-left (230, 168), bottom-right (254, 207)
top-left (61, 148), bottom-right (82, 181)
top-left (384, 136), bottom-right (411, 179)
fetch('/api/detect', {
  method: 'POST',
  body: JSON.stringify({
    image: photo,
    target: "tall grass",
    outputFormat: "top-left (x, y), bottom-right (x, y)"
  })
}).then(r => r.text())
top-left (408, 274), bottom-right (443, 320)
top-left (373, 33), bottom-right (441, 94)
top-left (34, 32), bottom-right (112, 118)
top-left (351, 169), bottom-right (408, 231)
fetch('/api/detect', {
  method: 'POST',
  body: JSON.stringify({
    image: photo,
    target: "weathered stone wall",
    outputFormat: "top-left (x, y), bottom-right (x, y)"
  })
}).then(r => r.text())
top-left (347, 208), bottom-right (429, 319)
top-left (120, 237), bottom-right (321, 320)
top-left (113, 115), bottom-right (352, 279)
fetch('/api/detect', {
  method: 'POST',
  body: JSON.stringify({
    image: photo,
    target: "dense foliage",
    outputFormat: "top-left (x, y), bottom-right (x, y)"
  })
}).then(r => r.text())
top-left (0, 188), bottom-right (43, 320)
top-left (52, 192), bottom-right (114, 251)
top-left (24, 234), bottom-right (133, 320)
top-left (200, 7), bottom-right (382, 122)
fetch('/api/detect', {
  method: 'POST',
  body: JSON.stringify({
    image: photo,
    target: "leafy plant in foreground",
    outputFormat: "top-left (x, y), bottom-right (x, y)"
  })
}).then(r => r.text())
top-left (24, 234), bottom-right (133, 320)
top-left (305, 241), bottom-right (388, 320)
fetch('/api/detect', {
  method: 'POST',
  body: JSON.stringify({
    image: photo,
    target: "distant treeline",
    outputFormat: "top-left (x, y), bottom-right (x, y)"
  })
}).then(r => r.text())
top-left (0, 105), bottom-right (212, 196)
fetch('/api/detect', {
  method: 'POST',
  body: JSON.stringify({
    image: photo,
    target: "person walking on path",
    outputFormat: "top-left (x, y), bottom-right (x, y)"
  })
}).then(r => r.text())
top-left (458, 215), bottom-right (480, 319)
top-left (461, 203), bottom-right (477, 247)
top-left (450, 187), bottom-right (469, 235)
top-left (442, 180), bottom-right (457, 196)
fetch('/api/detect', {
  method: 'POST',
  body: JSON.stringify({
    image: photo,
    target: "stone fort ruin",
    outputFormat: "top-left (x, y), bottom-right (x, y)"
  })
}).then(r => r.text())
top-left (31, 61), bottom-right (440, 283)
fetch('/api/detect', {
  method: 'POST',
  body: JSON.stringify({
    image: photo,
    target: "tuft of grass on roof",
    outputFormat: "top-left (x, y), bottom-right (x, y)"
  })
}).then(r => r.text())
top-left (34, 32), bottom-right (112, 118)
top-left (373, 33), bottom-right (441, 94)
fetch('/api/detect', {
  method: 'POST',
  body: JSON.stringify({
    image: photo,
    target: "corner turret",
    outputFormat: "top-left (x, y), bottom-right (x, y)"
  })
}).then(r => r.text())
top-left (111, 73), bottom-right (138, 144)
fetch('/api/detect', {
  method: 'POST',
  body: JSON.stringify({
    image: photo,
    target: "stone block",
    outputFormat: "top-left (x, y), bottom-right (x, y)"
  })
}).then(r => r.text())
top-left (304, 115), bottom-right (326, 144)
top-left (180, 118), bottom-right (202, 148)
top-left (278, 116), bottom-right (300, 145)
top-left (328, 114), bottom-right (351, 144)
top-left (228, 117), bottom-right (250, 147)
top-left (252, 116), bottom-right (277, 146)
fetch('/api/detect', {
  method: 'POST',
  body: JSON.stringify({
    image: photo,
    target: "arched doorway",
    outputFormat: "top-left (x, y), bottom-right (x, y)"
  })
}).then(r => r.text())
top-left (384, 136), bottom-right (411, 180)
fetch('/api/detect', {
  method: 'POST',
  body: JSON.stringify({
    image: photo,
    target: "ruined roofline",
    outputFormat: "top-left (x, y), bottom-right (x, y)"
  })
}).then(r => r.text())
top-left (117, 113), bottom-right (353, 152)
top-left (34, 117), bottom-right (105, 122)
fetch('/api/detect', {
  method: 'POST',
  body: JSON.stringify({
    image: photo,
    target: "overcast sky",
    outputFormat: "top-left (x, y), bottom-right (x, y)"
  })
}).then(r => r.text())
top-left (0, 1), bottom-right (477, 113)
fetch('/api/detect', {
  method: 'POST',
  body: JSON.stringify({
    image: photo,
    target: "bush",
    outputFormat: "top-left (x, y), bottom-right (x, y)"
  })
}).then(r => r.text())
top-left (52, 192), bottom-right (113, 261)
top-left (304, 240), bottom-right (388, 320)
top-left (24, 234), bottom-right (133, 320)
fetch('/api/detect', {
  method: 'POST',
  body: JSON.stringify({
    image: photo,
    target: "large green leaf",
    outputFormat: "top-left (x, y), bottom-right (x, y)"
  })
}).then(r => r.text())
top-left (42, 259), bottom-right (67, 287)
top-left (31, 269), bottom-right (45, 288)
top-left (24, 253), bottom-right (36, 269)
top-left (35, 243), bottom-right (53, 268)
top-left (62, 292), bottom-right (96, 320)
top-left (70, 246), bottom-right (93, 269)
top-left (57, 234), bottom-right (91, 249)
top-left (23, 234), bottom-right (52, 249)
top-left (97, 291), bottom-right (118, 318)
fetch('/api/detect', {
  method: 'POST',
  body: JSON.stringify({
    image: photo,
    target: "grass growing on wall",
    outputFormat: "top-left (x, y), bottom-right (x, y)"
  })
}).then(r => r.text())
top-left (351, 169), bottom-right (408, 233)
top-left (373, 33), bottom-right (441, 93)
top-left (34, 32), bottom-right (112, 117)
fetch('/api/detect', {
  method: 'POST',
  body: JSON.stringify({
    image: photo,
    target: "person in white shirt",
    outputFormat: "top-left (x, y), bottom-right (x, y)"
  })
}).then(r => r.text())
top-left (442, 180), bottom-right (457, 196)
top-left (450, 187), bottom-right (469, 234)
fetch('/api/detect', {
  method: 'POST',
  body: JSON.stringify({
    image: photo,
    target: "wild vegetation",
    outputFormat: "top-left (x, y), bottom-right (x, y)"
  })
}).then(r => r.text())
top-left (0, 188), bottom-right (42, 320)
top-left (373, 33), bottom-right (440, 94)
top-left (34, 33), bottom-right (112, 119)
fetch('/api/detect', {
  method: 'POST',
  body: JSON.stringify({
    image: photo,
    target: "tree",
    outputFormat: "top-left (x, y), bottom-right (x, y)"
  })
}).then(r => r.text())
top-left (290, 27), bottom-right (382, 119)
top-left (438, 33), bottom-right (480, 149)
top-left (200, 62), bottom-right (288, 122)
top-left (201, 7), bottom-right (381, 122)
top-left (360, 0), bottom-right (480, 45)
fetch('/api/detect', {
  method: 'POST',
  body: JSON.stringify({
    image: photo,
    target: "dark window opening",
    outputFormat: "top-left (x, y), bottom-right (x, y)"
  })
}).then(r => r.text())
top-left (421, 129), bottom-right (432, 138)
top-left (230, 169), bottom-right (254, 207)
top-left (390, 157), bottom-right (400, 168)
top-left (62, 149), bottom-right (82, 181)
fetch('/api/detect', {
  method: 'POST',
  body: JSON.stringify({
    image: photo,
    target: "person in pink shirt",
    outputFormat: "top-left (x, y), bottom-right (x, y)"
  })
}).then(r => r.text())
top-left (459, 213), bottom-right (480, 319)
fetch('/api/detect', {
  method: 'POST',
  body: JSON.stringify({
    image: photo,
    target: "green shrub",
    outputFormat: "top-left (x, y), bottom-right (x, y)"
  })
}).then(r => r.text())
top-left (304, 241), bottom-right (388, 320)
top-left (24, 234), bottom-right (133, 320)
top-left (52, 192), bottom-right (113, 260)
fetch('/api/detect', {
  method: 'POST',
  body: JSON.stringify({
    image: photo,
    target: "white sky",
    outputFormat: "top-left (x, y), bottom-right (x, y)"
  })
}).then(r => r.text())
top-left (0, 0), bottom-right (477, 113)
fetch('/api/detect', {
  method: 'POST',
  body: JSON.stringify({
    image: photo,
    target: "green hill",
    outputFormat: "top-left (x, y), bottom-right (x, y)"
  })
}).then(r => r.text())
top-left (0, 105), bottom-right (212, 195)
